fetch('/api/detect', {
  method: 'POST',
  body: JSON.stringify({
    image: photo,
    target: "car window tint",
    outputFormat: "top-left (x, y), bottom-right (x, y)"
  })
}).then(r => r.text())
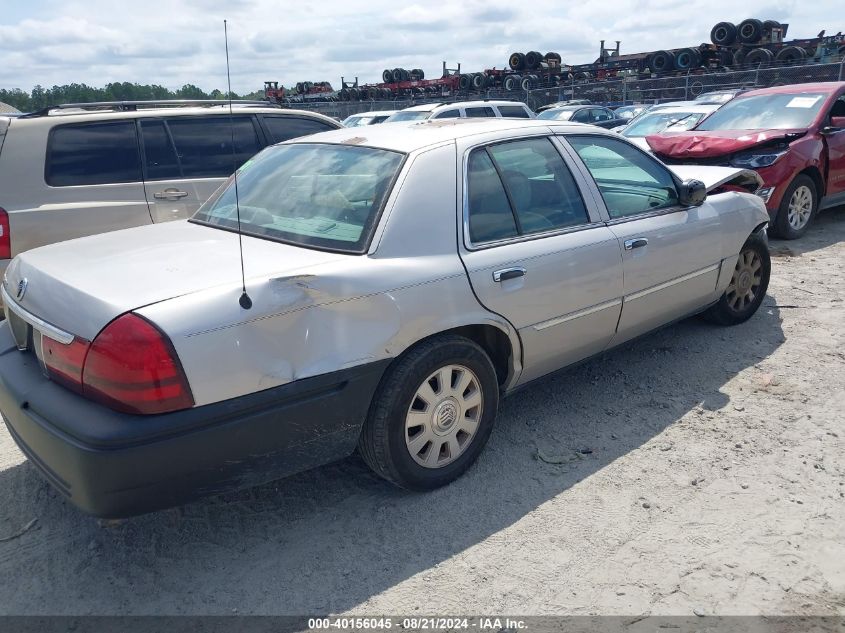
top-left (263, 116), bottom-right (336, 143)
top-left (567, 135), bottom-right (679, 219)
top-left (498, 105), bottom-right (531, 118)
top-left (166, 116), bottom-right (261, 178)
top-left (433, 109), bottom-right (461, 119)
top-left (571, 109), bottom-right (590, 123)
top-left (46, 121), bottom-right (141, 186)
top-left (487, 138), bottom-right (589, 234)
top-left (465, 107), bottom-right (495, 118)
top-left (466, 150), bottom-right (518, 243)
top-left (140, 119), bottom-right (181, 180)
top-left (593, 108), bottom-right (613, 121)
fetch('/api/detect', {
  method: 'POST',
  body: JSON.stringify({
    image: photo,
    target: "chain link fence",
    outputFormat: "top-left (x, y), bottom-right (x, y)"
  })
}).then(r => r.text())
top-left (524, 59), bottom-right (845, 111)
top-left (284, 58), bottom-right (845, 118)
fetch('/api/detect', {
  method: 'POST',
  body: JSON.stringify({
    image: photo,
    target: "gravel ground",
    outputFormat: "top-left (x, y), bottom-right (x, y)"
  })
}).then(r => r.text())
top-left (0, 209), bottom-right (843, 616)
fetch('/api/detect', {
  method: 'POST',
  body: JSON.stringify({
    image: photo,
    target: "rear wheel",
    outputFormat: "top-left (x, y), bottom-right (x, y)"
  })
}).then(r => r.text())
top-left (771, 174), bottom-right (817, 239)
top-left (704, 234), bottom-right (770, 325)
top-left (358, 336), bottom-right (499, 490)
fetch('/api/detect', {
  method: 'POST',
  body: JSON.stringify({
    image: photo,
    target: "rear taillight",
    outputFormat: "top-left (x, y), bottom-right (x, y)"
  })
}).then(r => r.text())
top-left (0, 208), bottom-right (10, 259)
top-left (42, 335), bottom-right (90, 392)
top-left (81, 313), bottom-right (194, 415)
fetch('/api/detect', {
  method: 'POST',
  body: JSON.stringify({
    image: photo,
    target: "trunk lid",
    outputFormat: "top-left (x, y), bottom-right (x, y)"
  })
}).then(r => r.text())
top-left (3, 220), bottom-right (347, 341)
top-left (647, 128), bottom-right (806, 158)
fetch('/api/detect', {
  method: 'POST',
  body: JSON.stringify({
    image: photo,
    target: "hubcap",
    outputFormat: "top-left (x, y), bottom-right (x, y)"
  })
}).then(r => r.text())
top-left (405, 364), bottom-right (483, 469)
top-left (726, 248), bottom-right (763, 312)
top-left (787, 185), bottom-right (813, 230)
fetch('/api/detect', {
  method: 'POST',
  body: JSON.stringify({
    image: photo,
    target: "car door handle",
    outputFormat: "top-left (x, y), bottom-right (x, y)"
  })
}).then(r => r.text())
top-left (492, 267), bottom-right (526, 282)
top-left (153, 189), bottom-right (189, 200)
top-left (624, 237), bottom-right (649, 250)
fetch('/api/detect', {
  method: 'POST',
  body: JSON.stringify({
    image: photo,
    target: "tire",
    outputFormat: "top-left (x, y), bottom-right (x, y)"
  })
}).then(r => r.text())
top-left (738, 18), bottom-right (764, 44)
top-left (382, 69), bottom-right (393, 83)
top-left (770, 174), bottom-right (818, 239)
top-left (711, 22), bottom-right (737, 46)
top-left (744, 47), bottom-right (774, 65)
top-left (521, 76), bottom-right (535, 90)
top-left (775, 45), bottom-right (807, 63)
top-left (509, 52), bottom-right (526, 71)
top-left (763, 20), bottom-right (781, 32)
top-left (471, 73), bottom-right (486, 89)
top-left (358, 335), bottom-right (500, 491)
top-left (718, 48), bottom-right (735, 67)
top-left (674, 48), bottom-right (701, 70)
top-left (650, 50), bottom-right (674, 73)
top-left (525, 51), bottom-right (542, 69)
top-left (504, 75), bottom-right (521, 91)
top-left (545, 52), bottom-right (562, 63)
top-left (733, 48), bottom-right (748, 66)
top-left (704, 233), bottom-right (770, 326)
top-left (459, 74), bottom-right (472, 90)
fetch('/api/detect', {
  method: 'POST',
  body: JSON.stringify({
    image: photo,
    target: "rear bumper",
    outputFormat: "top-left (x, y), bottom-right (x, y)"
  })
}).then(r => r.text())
top-left (0, 326), bottom-right (389, 518)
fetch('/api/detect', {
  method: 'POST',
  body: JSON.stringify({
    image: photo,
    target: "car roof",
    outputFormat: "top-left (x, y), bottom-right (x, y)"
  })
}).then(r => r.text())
top-left (346, 110), bottom-right (398, 117)
top-left (289, 118), bottom-right (602, 153)
top-left (738, 82), bottom-right (845, 97)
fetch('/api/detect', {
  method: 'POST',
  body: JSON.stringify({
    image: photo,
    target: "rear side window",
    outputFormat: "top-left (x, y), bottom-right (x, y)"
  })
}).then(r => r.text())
top-left (433, 109), bottom-right (461, 119)
top-left (498, 106), bottom-right (531, 118)
top-left (166, 116), bottom-right (261, 178)
top-left (466, 150), bottom-right (518, 243)
top-left (46, 122), bottom-right (141, 186)
top-left (465, 107), bottom-right (495, 118)
top-left (262, 116), bottom-right (336, 143)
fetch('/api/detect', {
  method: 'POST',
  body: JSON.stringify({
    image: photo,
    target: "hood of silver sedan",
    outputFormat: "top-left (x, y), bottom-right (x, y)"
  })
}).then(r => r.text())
top-left (3, 221), bottom-right (346, 341)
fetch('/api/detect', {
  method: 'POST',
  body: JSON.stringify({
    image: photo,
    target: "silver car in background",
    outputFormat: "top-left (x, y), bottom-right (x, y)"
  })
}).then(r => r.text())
top-left (0, 119), bottom-right (770, 517)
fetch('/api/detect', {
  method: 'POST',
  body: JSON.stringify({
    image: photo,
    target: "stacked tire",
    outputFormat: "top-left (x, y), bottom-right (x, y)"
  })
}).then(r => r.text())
top-left (383, 68), bottom-right (425, 83)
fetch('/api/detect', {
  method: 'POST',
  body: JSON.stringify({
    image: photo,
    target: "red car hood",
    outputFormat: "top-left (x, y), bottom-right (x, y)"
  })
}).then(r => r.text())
top-left (647, 128), bottom-right (806, 158)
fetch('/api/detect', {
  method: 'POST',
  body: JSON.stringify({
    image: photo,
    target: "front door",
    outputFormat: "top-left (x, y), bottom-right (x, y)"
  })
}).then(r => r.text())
top-left (563, 134), bottom-right (724, 344)
top-left (822, 93), bottom-right (845, 202)
top-left (457, 135), bottom-right (624, 385)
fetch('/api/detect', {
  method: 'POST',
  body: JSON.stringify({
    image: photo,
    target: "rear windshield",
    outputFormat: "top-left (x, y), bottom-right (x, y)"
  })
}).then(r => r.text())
top-left (695, 93), bottom-right (827, 130)
top-left (192, 143), bottom-right (404, 253)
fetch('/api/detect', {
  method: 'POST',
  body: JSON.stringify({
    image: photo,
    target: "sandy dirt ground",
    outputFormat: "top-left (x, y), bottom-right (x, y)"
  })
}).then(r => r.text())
top-left (0, 209), bottom-right (843, 617)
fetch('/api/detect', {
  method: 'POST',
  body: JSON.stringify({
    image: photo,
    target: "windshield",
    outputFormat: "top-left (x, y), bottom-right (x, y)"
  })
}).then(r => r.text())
top-left (192, 143), bottom-right (404, 253)
top-left (623, 111), bottom-right (706, 137)
top-left (387, 111), bottom-right (432, 122)
top-left (696, 93), bottom-right (827, 130)
top-left (537, 109), bottom-right (574, 121)
top-left (343, 115), bottom-right (370, 127)
top-left (694, 92), bottom-right (735, 104)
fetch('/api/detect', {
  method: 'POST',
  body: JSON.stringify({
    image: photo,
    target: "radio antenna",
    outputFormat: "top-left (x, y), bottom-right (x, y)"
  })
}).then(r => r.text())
top-left (224, 19), bottom-right (252, 310)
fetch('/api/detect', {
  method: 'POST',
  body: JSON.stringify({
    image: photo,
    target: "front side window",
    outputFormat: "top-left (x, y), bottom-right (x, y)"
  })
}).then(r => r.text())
top-left (193, 143), bottom-right (404, 253)
top-left (567, 135), bottom-right (679, 219)
top-left (465, 107), bottom-right (495, 118)
top-left (571, 109), bottom-right (591, 123)
top-left (433, 109), bottom-right (461, 119)
top-left (593, 108), bottom-right (613, 122)
top-left (166, 116), bottom-right (261, 178)
top-left (46, 121), bottom-right (141, 186)
top-left (498, 105), bottom-right (531, 119)
top-left (263, 115), bottom-right (336, 143)
top-left (467, 137), bottom-right (589, 244)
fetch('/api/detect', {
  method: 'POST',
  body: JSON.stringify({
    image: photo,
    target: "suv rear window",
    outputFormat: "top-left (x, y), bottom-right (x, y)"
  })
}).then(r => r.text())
top-left (46, 121), bottom-right (142, 186)
top-left (262, 116), bottom-right (336, 143)
top-left (498, 106), bottom-right (530, 118)
top-left (193, 143), bottom-right (404, 253)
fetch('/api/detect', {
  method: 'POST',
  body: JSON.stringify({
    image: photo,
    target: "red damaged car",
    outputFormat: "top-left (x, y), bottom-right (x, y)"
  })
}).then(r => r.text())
top-left (648, 82), bottom-right (845, 239)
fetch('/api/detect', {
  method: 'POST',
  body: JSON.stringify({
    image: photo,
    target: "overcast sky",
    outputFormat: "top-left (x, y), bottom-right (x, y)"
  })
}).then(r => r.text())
top-left (0, 0), bottom-right (838, 94)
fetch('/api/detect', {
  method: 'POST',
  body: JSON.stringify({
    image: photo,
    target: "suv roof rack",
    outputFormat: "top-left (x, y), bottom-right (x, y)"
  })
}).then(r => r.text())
top-left (20, 99), bottom-right (281, 118)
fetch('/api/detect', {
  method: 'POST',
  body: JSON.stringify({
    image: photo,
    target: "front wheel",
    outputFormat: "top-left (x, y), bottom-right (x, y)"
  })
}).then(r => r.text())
top-left (771, 174), bottom-right (817, 239)
top-left (704, 233), bottom-right (770, 326)
top-left (358, 335), bottom-right (499, 491)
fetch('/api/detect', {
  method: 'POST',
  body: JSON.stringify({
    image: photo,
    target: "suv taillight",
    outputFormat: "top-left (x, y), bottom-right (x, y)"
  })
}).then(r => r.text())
top-left (43, 313), bottom-right (194, 415)
top-left (0, 208), bottom-right (10, 259)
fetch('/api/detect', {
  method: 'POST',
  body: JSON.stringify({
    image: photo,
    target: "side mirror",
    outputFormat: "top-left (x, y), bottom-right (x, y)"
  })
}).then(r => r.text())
top-left (678, 179), bottom-right (707, 207)
top-left (822, 116), bottom-right (845, 134)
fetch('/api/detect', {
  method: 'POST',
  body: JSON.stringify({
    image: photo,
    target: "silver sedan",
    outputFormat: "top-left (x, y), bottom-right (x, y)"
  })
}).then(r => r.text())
top-left (0, 119), bottom-right (771, 517)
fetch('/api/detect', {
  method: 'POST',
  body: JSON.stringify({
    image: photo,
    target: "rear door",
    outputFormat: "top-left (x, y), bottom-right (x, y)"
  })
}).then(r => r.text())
top-left (457, 134), bottom-right (624, 385)
top-left (140, 115), bottom-right (262, 223)
top-left (563, 134), bottom-right (724, 345)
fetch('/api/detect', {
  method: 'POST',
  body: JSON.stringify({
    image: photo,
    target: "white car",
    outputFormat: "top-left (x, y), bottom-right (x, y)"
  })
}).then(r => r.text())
top-left (385, 101), bottom-right (534, 122)
top-left (342, 110), bottom-right (398, 127)
top-left (621, 103), bottom-right (721, 150)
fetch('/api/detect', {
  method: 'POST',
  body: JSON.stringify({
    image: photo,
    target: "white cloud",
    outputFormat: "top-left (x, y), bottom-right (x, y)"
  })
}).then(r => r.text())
top-left (0, 0), bottom-right (838, 93)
